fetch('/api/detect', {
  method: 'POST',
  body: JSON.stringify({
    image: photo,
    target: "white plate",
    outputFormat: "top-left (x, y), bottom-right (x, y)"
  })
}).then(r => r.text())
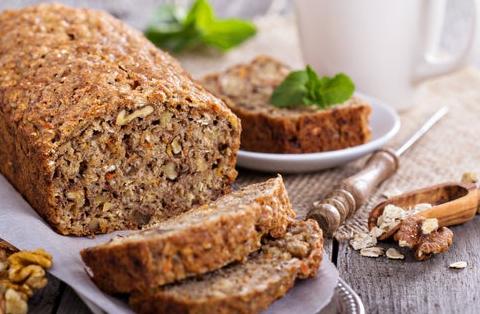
top-left (236, 93), bottom-right (400, 173)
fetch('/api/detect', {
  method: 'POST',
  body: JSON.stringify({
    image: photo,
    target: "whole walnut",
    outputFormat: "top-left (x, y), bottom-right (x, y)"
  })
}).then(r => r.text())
top-left (393, 216), bottom-right (453, 261)
top-left (414, 227), bottom-right (454, 261)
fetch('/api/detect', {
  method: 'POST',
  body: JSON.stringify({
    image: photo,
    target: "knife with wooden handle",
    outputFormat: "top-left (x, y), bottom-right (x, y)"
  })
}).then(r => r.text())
top-left (307, 106), bottom-right (449, 236)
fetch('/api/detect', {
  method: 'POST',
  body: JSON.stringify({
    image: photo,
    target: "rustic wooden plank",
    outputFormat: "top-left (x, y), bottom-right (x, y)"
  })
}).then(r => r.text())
top-left (336, 215), bottom-right (480, 313)
top-left (57, 285), bottom-right (93, 314)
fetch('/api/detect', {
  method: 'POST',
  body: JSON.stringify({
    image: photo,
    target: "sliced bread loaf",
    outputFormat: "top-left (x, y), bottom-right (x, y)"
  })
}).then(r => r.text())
top-left (81, 177), bottom-right (295, 294)
top-left (0, 4), bottom-right (240, 236)
top-left (129, 219), bottom-right (323, 314)
top-left (201, 55), bottom-right (371, 154)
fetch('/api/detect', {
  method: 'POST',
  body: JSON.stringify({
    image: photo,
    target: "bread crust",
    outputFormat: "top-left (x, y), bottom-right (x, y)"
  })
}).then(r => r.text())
top-left (81, 177), bottom-right (295, 294)
top-left (201, 55), bottom-right (371, 153)
top-left (0, 4), bottom-right (240, 235)
top-left (129, 220), bottom-right (324, 314)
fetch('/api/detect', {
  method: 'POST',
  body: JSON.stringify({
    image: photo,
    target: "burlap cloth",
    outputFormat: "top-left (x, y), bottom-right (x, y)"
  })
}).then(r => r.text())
top-left (178, 15), bottom-right (480, 241)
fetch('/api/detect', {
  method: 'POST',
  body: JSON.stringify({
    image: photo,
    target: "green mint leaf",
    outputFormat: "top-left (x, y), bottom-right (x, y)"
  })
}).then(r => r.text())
top-left (202, 19), bottom-right (257, 51)
top-left (304, 65), bottom-right (322, 104)
top-left (305, 65), bottom-right (320, 82)
top-left (144, 3), bottom-right (200, 53)
top-left (270, 66), bottom-right (355, 109)
top-left (184, 0), bottom-right (214, 27)
top-left (145, 0), bottom-right (256, 53)
top-left (270, 70), bottom-right (309, 107)
top-left (145, 26), bottom-right (200, 53)
top-left (316, 73), bottom-right (355, 108)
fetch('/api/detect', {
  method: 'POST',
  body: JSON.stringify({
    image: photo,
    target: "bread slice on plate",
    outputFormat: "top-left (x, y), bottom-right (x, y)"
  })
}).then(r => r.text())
top-left (201, 55), bottom-right (372, 154)
top-left (81, 176), bottom-right (295, 294)
top-left (129, 219), bottom-right (324, 314)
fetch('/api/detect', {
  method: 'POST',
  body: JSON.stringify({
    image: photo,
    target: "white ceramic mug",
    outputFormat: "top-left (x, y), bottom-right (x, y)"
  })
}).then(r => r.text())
top-left (294, 0), bottom-right (480, 111)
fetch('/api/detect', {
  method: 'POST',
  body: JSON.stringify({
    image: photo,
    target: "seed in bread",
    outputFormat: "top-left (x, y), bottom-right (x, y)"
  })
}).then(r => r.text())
top-left (81, 177), bottom-right (295, 294)
top-left (129, 220), bottom-right (324, 314)
top-left (201, 55), bottom-right (371, 154)
top-left (0, 4), bottom-right (240, 236)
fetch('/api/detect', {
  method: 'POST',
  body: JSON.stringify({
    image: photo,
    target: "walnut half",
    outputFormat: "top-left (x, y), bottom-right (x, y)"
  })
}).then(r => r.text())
top-left (414, 227), bottom-right (453, 261)
top-left (393, 216), bottom-right (453, 261)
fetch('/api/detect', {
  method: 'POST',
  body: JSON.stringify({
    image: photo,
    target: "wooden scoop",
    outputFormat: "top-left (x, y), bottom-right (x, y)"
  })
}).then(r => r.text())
top-left (368, 182), bottom-right (479, 240)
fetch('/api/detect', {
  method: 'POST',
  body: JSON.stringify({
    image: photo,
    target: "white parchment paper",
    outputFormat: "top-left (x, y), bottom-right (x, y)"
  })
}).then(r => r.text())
top-left (0, 173), bottom-right (338, 314)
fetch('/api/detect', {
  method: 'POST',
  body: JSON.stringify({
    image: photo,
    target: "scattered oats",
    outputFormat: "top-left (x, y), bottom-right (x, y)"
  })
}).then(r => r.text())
top-left (350, 232), bottom-right (377, 250)
top-left (421, 218), bottom-right (439, 235)
top-left (370, 226), bottom-right (384, 238)
top-left (413, 203), bottom-right (432, 211)
top-left (375, 203), bottom-right (434, 238)
top-left (449, 261), bottom-right (467, 269)
top-left (377, 204), bottom-right (405, 231)
top-left (386, 248), bottom-right (405, 260)
top-left (382, 204), bottom-right (406, 219)
top-left (461, 172), bottom-right (478, 184)
top-left (360, 247), bottom-right (385, 258)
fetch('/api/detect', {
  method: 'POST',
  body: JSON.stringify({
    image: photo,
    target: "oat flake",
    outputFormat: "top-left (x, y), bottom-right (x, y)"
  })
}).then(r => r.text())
top-left (449, 261), bottom-right (467, 269)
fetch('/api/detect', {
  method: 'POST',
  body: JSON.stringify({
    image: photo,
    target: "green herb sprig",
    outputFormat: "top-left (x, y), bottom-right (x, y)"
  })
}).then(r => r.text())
top-left (270, 66), bottom-right (355, 109)
top-left (145, 0), bottom-right (257, 53)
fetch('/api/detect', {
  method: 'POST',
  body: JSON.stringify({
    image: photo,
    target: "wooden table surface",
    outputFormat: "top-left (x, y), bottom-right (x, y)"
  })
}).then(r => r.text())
top-left (1, 1), bottom-right (479, 313)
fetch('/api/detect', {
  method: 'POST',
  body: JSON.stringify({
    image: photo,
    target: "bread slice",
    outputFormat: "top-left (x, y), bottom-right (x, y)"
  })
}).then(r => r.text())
top-left (81, 177), bottom-right (295, 294)
top-left (129, 219), bottom-right (323, 314)
top-left (0, 4), bottom-right (241, 236)
top-left (201, 55), bottom-right (371, 154)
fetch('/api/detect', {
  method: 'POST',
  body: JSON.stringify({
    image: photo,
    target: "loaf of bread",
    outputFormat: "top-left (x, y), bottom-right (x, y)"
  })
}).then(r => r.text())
top-left (201, 55), bottom-right (371, 154)
top-left (0, 4), bottom-right (240, 235)
top-left (81, 177), bottom-right (295, 293)
top-left (129, 219), bottom-right (323, 314)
